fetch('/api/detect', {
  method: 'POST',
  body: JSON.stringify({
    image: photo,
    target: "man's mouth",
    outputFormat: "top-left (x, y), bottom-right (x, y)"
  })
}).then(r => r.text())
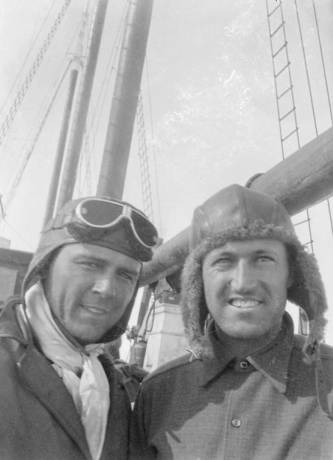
top-left (81, 304), bottom-right (109, 315)
top-left (229, 298), bottom-right (262, 309)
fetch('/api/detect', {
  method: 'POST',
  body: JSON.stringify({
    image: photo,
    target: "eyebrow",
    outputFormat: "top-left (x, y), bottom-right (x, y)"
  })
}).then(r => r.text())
top-left (73, 255), bottom-right (105, 264)
top-left (73, 255), bottom-right (140, 275)
top-left (212, 248), bottom-right (279, 257)
top-left (253, 249), bottom-right (278, 256)
top-left (117, 265), bottom-right (140, 276)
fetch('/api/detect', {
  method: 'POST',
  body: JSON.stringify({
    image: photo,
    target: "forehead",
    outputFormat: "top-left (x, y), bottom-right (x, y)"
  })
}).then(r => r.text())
top-left (55, 243), bottom-right (141, 271)
top-left (205, 239), bottom-right (287, 259)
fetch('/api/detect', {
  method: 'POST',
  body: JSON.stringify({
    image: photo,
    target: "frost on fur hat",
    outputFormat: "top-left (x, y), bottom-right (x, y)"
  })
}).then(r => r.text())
top-left (181, 184), bottom-right (327, 362)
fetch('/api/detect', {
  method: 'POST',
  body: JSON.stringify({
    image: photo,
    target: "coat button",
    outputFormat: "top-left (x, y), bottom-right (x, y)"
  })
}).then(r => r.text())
top-left (239, 360), bottom-right (249, 369)
top-left (231, 418), bottom-right (241, 428)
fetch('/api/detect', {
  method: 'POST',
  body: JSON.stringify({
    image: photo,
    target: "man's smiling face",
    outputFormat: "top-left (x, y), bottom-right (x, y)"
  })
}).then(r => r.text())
top-left (43, 243), bottom-right (141, 345)
top-left (202, 239), bottom-right (291, 341)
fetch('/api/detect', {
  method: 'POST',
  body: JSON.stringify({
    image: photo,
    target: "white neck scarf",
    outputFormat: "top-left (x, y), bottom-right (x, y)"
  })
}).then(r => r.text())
top-left (25, 282), bottom-right (110, 460)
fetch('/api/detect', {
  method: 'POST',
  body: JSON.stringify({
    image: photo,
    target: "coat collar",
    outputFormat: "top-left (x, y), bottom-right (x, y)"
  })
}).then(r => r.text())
top-left (0, 300), bottom-right (92, 460)
top-left (199, 313), bottom-right (293, 394)
top-left (18, 344), bottom-right (91, 459)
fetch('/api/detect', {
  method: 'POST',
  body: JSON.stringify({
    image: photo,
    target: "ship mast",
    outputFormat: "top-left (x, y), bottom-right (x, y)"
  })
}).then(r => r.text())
top-left (97, 0), bottom-right (154, 199)
top-left (56, 0), bottom-right (108, 210)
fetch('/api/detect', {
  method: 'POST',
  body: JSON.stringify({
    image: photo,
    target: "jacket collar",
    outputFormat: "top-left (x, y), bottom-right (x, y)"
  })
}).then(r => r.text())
top-left (0, 297), bottom-right (29, 343)
top-left (200, 313), bottom-right (293, 394)
top-left (0, 299), bottom-right (92, 460)
top-left (18, 343), bottom-right (91, 458)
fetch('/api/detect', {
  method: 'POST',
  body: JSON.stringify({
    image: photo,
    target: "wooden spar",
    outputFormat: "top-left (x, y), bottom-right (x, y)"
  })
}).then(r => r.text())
top-left (56, 0), bottom-right (108, 210)
top-left (140, 126), bottom-right (333, 286)
top-left (43, 68), bottom-right (79, 225)
top-left (97, 0), bottom-right (154, 199)
top-left (248, 128), bottom-right (333, 214)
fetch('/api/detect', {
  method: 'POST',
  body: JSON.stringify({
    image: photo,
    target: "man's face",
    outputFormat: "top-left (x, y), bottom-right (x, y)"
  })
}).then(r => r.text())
top-left (43, 243), bottom-right (141, 345)
top-left (202, 239), bottom-right (290, 341)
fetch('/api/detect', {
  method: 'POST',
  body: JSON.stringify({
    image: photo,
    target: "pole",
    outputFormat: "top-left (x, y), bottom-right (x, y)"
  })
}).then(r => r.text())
top-left (97, 0), bottom-right (154, 198)
top-left (56, 0), bottom-right (108, 210)
top-left (43, 67), bottom-right (79, 225)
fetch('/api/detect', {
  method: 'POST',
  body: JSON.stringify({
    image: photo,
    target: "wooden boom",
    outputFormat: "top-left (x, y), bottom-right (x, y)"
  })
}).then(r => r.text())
top-left (140, 126), bottom-right (333, 286)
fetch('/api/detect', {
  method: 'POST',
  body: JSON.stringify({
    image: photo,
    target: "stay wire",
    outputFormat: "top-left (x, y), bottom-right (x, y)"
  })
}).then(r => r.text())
top-left (311, 0), bottom-right (333, 125)
top-left (143, 55), bottom-right (162, 232)
top-left (0, 0), bottom-right (57, 121)
top-left (80, 1), bottom-right (128, 192)
top-left (0, 217), bottom-right (35, 250)
top-left (294, 0), bottom-right (318, 136)
top-left (2, 60), bottom-right (73, 216)
top-left (0, 0), bottom-right (73, 148)
top-left (295, 0), bottom-right (333, 237)
top-left (87, 0), bottom-right (129, 142)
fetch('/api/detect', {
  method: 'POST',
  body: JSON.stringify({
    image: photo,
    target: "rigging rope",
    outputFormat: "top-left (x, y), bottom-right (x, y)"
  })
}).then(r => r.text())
top-left (311, 0), bottom-right (333, 235)
top-left (1, 60), bottom-right (72, 220)
top-left (87, 1), bottom-right (128, 138)
top-left (144, 56), bottom-right (162, 231)
top-left (294, 0), bottom-right (318, 135)
top-left (266, 0), bottom-right (315, 335)
top-left (0, 0), bottom-right (57, 121)
top-left (79, 0), bottom-right (128, 194)
top-left (266, 0), bottom-right (313, 257)
top-left (0, 0), bottom-right (72, 147)
top-left (136, 92), bottom-right (154, 221)
top-left (311, 0), bottom-right (333, 124)
top-left (294, 0), bottom-right (333, 236)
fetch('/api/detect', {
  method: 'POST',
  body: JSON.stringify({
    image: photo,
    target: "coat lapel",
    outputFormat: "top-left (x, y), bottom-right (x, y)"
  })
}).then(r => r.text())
top-left (18, 345), bottom-right (91, 460)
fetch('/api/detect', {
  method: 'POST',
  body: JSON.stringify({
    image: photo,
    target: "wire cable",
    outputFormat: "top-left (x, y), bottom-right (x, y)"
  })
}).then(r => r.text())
top-left (294, 0), bottom-right (318, 135)
top-left (144, 55), bottom-right (162, 231)
top-left (311, 0), bottom-right (333, 124)
top-left (1, 60), bottom-right (73, 219)
top-left (0, 0), bottom-right (73, 147)
top-left (0, 0), bottom-right (58, 121)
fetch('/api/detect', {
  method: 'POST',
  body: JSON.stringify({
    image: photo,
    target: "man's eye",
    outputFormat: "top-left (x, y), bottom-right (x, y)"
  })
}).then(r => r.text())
top-left (257, 256), bottom-right (274, 263)
top-left (214, 258), bottom-right (232, 267)
top-left (78, 261), bottom-right (99, 269)
top-left (119, 271), bottom-right (135, 282)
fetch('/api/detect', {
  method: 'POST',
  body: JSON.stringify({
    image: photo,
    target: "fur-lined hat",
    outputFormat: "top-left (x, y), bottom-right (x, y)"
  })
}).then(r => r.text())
top-left (181, 184), bottom-right (327, 362)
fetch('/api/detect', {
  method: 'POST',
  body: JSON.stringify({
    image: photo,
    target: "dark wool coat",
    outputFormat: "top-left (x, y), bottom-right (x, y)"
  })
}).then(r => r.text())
top-left (130, 315), bottom-right (333, 460)
top-left (0, 301), bottom-right (131, 460)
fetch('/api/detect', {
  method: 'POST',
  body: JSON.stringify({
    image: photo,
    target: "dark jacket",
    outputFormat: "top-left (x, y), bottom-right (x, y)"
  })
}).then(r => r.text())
top-left (0, 299), bottom-right (131, 460)
top-left (130, 315), bottom-right (333, 460)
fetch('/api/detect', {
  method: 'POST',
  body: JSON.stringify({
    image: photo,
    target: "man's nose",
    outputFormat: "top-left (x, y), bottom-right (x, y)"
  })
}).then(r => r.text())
top-left (91, 277), bottom-right (115, 298)
top-left (230, 260), bottom-right (257, 292)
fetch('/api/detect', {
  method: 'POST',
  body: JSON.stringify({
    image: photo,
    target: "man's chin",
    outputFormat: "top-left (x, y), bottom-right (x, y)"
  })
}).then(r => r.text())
top-left (216, 322), bottom-right (271, 341)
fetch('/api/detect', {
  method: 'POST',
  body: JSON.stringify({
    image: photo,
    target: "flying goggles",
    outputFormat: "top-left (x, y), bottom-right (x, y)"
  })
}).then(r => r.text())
top-left (50, 197), bottom-right (158, 249)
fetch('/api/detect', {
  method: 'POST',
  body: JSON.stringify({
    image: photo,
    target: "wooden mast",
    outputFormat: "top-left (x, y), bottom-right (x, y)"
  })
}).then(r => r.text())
top-left (97, 0), bottom-right (154, 199)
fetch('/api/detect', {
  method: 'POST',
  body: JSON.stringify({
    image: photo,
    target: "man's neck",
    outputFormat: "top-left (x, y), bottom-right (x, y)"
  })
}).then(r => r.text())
top-left (214, 324), bottom-right (282, 358)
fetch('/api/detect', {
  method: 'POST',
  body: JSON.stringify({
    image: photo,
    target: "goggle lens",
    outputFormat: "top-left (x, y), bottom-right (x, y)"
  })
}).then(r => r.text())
top-left (79, 200), bottom-right (123, 227)
top-left (131, 210), bottom-right (158, 247)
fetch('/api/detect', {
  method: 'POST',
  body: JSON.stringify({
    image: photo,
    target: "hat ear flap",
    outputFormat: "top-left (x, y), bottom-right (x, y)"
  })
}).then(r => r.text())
top-left (287, 244), bottom-right (327, 361)
top-left (287, 270), bottom-right (294, 289)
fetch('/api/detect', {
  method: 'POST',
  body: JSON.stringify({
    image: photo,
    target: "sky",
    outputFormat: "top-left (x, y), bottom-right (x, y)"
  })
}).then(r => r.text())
top-left (0, 0), bottom-right (332, 344)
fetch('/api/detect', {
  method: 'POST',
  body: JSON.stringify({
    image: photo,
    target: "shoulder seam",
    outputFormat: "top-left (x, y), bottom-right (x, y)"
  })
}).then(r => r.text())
top-left (143, 354), bottom-right (199, 383)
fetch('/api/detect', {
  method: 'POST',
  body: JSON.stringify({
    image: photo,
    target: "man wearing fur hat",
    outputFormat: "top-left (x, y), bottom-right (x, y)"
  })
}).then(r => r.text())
top-left (131, 184), bottom-right (333, 460)
top-left (0, 196), bottom-right (158, 460)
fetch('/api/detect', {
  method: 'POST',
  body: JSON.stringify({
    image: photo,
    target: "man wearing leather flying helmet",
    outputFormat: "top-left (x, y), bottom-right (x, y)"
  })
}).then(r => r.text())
top-left (0, 196), bottom-right (158, 460)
